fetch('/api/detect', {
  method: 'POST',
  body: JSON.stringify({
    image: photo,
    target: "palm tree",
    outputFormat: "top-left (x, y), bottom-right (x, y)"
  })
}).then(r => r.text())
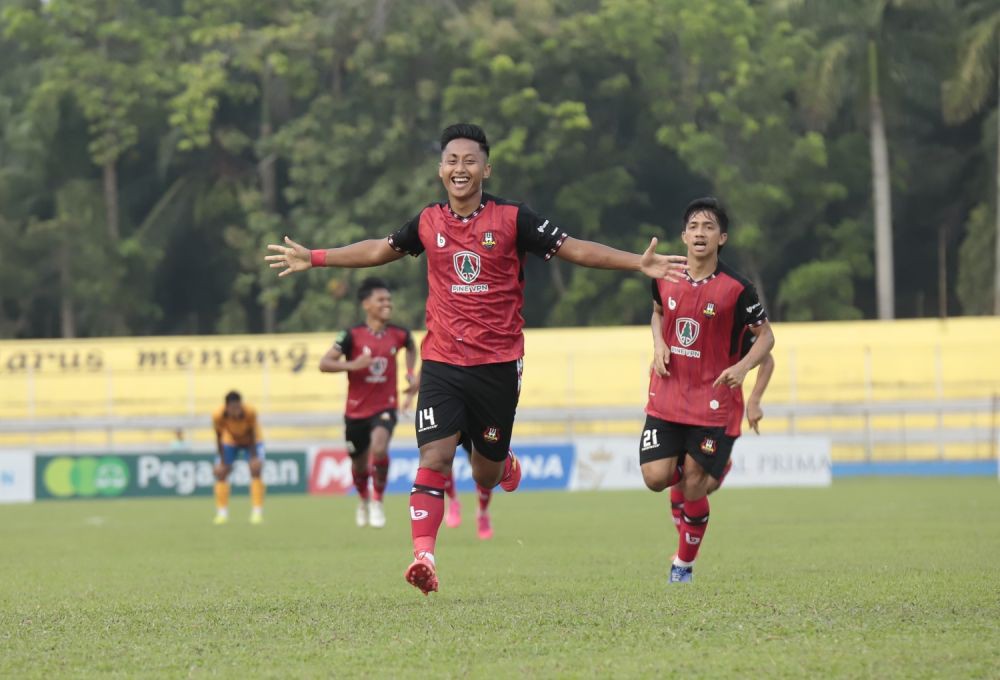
top-left (775, 0), bottom-right (923, 319)
top-left (943, 2), bottom-right (1000, 314)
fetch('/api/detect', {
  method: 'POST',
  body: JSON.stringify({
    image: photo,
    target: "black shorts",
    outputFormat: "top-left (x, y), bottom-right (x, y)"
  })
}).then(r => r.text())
top-left (639, 415), bottom-right (735, 479)
top-left (415, 359), bottom-right (522, 462)
top-left (344, 410), bottom-right (398, 457)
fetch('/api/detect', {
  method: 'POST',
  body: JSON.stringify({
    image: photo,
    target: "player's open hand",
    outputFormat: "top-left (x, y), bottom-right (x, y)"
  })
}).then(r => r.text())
top-left (639, 238), bottom-right (687, 282)
top-left (713, 363), bottom-right (748, 389)
top-left (265, 236), bottom-right (311, 277)
top-left (652, 342), bottom-right (671, 377)
top-left (746, 397), bottom-right (763, 434)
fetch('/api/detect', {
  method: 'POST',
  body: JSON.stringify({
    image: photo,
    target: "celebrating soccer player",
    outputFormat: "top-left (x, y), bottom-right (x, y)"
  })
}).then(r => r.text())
top-left (267, 123), bottom-right (687, 595)
top-left (212, 390), bottom-right (267, 525)
top-left (319, 277), bottom-right (417, 529)
top-left (642, 197), bottom-right (775, 583)
top-left (668, 325), bottom-right (776, 532)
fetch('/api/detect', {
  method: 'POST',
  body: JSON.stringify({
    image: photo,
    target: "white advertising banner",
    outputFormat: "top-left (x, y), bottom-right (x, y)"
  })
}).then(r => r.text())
top-left (0, 451), bottom-right (35, 503)
top-left (725, 436), bottom-right (831, 488)
top-left (569, 436), bottom-right (831, 490)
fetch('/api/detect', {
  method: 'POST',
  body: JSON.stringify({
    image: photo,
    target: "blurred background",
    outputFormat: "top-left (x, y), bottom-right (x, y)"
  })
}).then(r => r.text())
top-left (0, 0), bottom-right (997, 465)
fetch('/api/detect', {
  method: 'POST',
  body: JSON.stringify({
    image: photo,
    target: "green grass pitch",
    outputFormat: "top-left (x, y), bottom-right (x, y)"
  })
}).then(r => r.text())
top-left (1, 478), bottom-right (998, 678)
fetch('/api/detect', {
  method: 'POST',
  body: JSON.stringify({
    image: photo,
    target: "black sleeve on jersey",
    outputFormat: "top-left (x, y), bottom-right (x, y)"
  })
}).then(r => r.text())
top-left (515, 204), bottom-right (569, 261)
top-left (735, 284), bottom-right (768, 328)
top-left (387, 211), bottom-right (425, 257)
top-left (651, 279), bottom-right (662, 306)
top-left (393, 325), bottom-right (414, 351)
top-left (334, 329), bottom-right (353, 357)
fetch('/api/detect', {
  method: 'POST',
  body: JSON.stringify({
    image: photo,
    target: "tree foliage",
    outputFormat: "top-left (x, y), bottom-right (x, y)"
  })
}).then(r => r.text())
top-left (0, 0), bottom-right (996, 338)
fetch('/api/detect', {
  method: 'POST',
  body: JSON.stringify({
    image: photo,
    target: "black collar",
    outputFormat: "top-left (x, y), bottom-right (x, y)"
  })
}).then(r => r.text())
top-left (448, 197), bottom-right (487, 223)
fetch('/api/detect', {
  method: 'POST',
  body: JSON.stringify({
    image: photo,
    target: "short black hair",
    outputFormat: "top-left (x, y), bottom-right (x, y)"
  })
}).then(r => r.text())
top-left (225, 390), bottom-right (242, 404)
top-left (357, 277), bottom-right (390, 303)
top-left (683, 197), bottom-right (729, 233)
top-left (440, 123), bottom-right (490, 157)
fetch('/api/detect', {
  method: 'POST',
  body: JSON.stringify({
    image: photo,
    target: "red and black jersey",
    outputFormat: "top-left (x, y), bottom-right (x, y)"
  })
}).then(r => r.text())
top-left (646, 262), bottom-right (767, 436)
top-left (335, 324), bottom-right (413, 419)
top-left (387, 193), bottom-right (567, 366)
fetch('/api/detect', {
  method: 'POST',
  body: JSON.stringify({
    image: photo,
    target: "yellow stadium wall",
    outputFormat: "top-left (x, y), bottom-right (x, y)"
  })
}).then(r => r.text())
top-left (0, 317), bottom-right (998, 457)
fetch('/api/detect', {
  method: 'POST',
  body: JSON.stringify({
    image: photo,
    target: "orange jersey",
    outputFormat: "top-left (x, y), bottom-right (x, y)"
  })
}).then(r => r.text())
top-left (212, 405), bottom-right (262, 446)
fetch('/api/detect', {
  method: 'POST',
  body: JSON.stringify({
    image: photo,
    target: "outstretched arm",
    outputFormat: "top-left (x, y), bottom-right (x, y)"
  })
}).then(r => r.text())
top-left (266, 237), bottom-right (405, 277)
top-left (555, 237), bottom-right (686, 281)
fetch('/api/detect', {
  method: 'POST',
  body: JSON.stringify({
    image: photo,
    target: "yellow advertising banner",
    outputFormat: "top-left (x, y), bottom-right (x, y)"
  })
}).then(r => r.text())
top-left (1, 317), bottom-right (999, 423)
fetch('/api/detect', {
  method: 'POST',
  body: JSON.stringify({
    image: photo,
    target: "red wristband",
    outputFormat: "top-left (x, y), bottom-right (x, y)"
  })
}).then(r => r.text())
top-left (310, 249), bottom-right (326, 267)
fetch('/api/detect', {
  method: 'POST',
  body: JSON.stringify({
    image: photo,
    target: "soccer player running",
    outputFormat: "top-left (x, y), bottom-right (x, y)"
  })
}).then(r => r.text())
top-left (212, 391), bottom-right (267, 525)
top-left (668, 326), bottom-right (776, 531)
top-left (642, 197), bottom-right (775, 583)
top-left (267, 123), bottom-right (686, 595)
top-left (319, 277), bottom-right (418, 529)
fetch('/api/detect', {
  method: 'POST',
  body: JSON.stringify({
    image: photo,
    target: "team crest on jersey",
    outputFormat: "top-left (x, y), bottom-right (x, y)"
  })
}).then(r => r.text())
top-left (700, 438), bottom-right (717, 455)
top-left (483, 427), bottom-right (500, 443)
top-left (481, 232), bottom-right (497, 250)
top-left (675, 318), bottom-right (700, 347)
top-left (453, 251), bottom-right (482, 283)
top-left (703, 302), bottom-right (716, 317)
top-left (369, 357), bottom-right (388, 375)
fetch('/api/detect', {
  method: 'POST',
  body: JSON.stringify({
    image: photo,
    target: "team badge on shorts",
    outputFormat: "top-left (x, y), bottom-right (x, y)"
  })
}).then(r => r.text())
top-left (481, 231), bottom-right (497, 250)
top-left (703, 302), bottom-right (716, 317)
top-left (483, 427), bottom-right (500, 443)
top-left (700, 437), bottom-right (717, 455)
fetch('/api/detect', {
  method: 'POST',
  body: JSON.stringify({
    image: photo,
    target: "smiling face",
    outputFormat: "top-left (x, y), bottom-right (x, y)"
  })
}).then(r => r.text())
top-left (362, 288), bottom-right (393, 322)
top-left (439, 137), bottom-right (491, 205)
top-left (681, 209), bottom-right (728, 260)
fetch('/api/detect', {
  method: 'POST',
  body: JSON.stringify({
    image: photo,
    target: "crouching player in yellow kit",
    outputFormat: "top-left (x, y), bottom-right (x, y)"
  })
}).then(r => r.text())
top-left (212, 390), bottom-right (266, 524)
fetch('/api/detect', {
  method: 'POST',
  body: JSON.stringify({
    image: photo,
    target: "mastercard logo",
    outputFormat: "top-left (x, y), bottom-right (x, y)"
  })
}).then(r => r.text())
top-left (42, 456), bottom-right (130, 498)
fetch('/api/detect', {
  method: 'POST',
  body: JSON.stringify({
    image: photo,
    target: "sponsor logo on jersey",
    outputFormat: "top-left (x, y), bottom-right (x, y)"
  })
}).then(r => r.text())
top-left (409, 506), bottom-right (429, 520)
top-left (483, 427), bottom-right (499, 443)
top-left (700, 437), bottom-right (716, 455)
top-left (481, 231), bottom-right (497, 250)
top-left (675, 318), bottom-right (700, 347)
top-left (685, 533), bottom-right (701, 545)
top-left (437, 233), bottom-right (446, 247)
top-left (451, 251), bottom-right (489, 293)
top-left (668, 296), bottom-right (677, 310)
top-left (703, 302), bottom-right (716, 317)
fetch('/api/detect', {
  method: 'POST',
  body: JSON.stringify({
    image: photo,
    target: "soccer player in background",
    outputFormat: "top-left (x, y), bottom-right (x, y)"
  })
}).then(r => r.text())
top-left (267, 123), bottom-right (687, 595)
top-left (642, 197), bottom-right (775, 583)
top-left (319, 277), bottom-right (417, 529)
top-left (212, 391), bottom-right (266, 525)
top-left (667, 328), bottom-right (776, 532)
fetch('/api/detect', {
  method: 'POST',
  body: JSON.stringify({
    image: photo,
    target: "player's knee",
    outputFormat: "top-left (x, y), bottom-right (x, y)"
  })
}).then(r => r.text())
top-left (214, 464), bottom-right (230, 481)
top-left (418, 447), bottom-right (453, 474)
top-left (471, 468), bottom-right (501, 489)
top-left (370, 445), bottom-right (389, 461)
top-left (640, 466), bottom-right (670, 492)
top-left (248, 459), bottom-right (263, 477)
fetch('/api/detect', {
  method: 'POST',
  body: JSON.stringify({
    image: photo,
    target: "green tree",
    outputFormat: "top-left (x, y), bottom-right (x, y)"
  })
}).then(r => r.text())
top-left (944, 1), bottom-right (1000, 314)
